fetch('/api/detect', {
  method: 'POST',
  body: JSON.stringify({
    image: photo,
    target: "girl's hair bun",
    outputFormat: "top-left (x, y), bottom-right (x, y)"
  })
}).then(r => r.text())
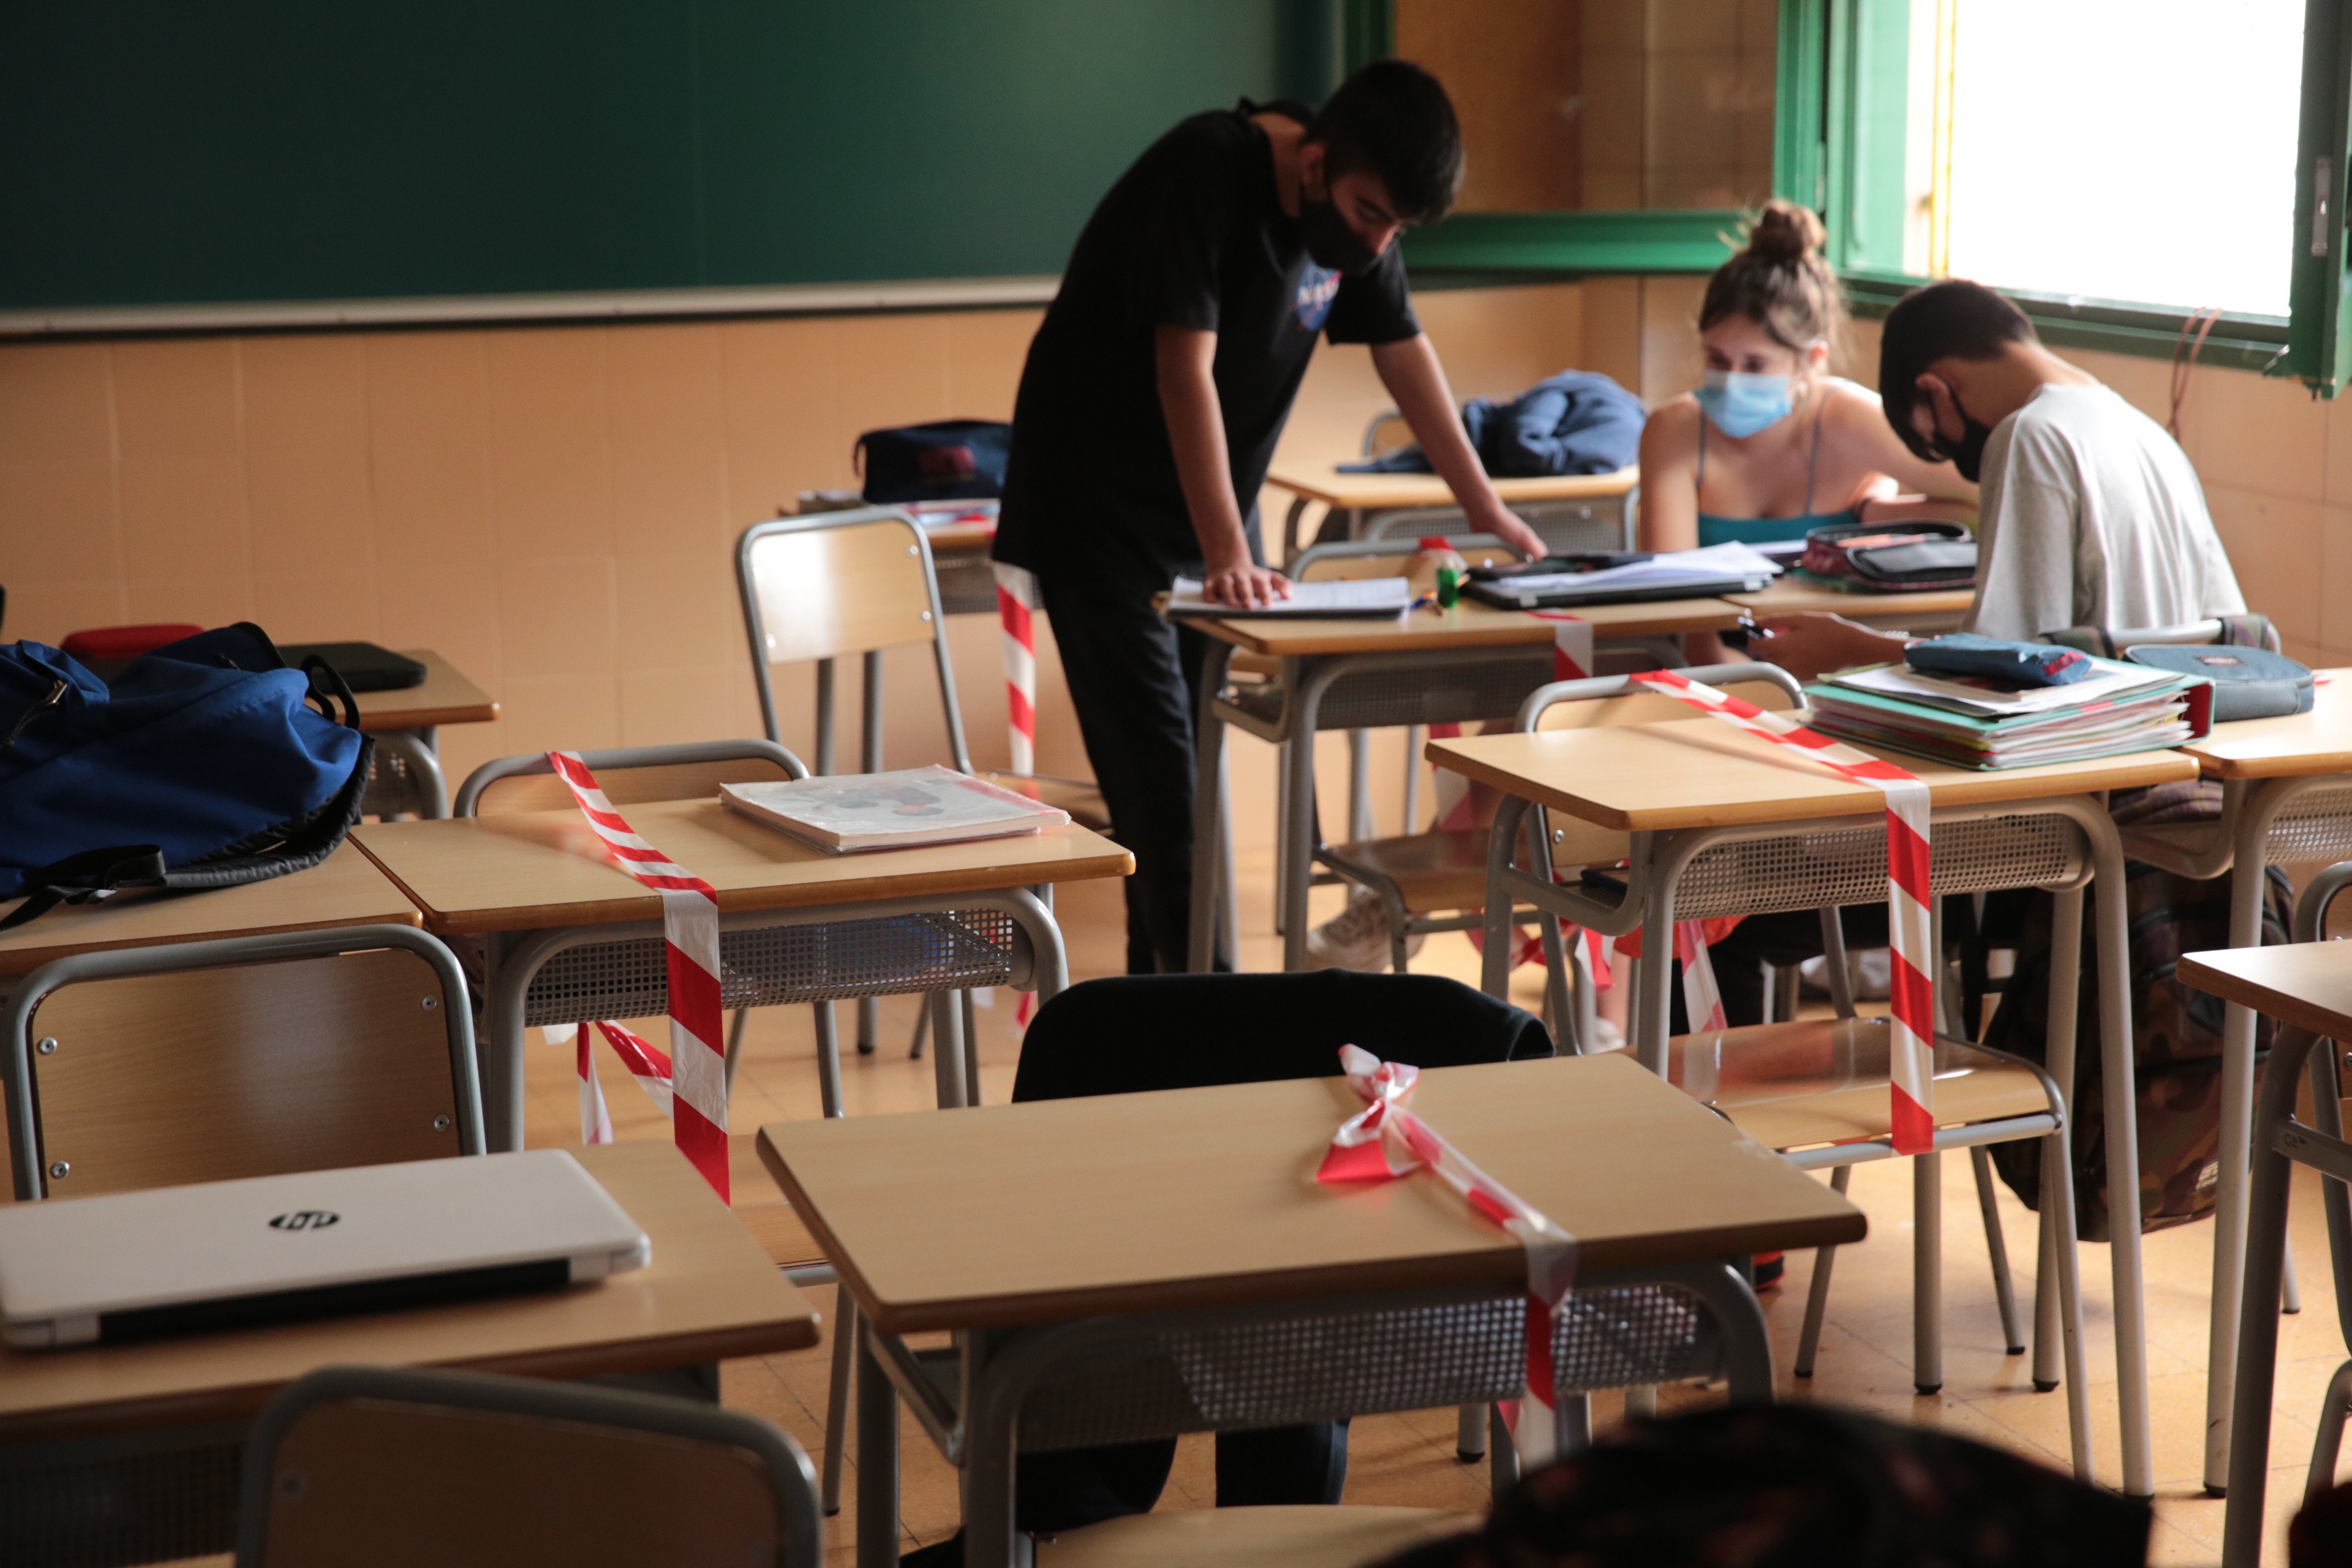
top-left (1743, 200), bottom-right (1825, 265)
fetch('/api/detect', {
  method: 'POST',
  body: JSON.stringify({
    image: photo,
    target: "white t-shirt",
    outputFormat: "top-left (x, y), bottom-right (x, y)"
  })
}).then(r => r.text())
top-left (1964, 382), bottom-right (2245, 641)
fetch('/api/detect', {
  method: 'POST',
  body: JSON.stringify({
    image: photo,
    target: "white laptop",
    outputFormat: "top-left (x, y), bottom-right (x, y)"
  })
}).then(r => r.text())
top-left (0, 1148), bottom-right (650, 1349)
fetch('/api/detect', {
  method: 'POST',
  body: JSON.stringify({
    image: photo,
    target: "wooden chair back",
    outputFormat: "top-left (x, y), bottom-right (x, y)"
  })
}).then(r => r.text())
top-left (742, 513), bottom-right (941, 667)
top-left (470, 755), bottom-right (799, 816)
top-left (24, 948), bottom-right (463, 1199)
top-left (243, 1372), bottom-right (813, 1568)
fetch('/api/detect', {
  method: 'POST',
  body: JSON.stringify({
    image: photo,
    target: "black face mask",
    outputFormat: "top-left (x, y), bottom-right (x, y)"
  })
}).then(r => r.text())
top-left (1298, 196), bottom-right (1378, 275)
top-left (1939, 414), bottom-right (1997, 483)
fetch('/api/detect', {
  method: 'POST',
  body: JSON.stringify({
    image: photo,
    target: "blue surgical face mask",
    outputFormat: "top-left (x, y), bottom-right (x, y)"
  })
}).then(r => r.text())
top-left (1695, 369), bottom-right (1795, 439)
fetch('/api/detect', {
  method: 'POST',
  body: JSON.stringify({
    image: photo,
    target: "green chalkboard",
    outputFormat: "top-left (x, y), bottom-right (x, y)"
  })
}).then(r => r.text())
top-left (0, 1), bottom-right (1337, 311)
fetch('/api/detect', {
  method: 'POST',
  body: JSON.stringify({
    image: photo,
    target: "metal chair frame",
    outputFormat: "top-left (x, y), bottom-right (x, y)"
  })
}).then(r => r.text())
top-left (1476, 672), bottom-right (2150, 1493)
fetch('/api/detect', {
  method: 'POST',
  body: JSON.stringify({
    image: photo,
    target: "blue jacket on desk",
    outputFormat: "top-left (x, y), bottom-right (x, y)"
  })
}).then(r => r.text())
top-left (1342, 369), bottom-right (1646, 478)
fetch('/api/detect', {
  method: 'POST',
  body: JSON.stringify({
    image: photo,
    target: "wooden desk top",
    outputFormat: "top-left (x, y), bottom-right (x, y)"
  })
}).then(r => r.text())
top-left (2179, 942), bottom-right (2352, 1040)
top-left (1727, 579), bottom-right (1978, 624)
top-left (1427, 720), bottom-right (2200, 833)
top-left (353, 649), bottom-right (499, 732)
top-left (922, 521), bottom-right (997, 554)
top-left (0, 1141), bottom-right (818, 1444)
top-left (354, 800), bottom-right (1133, 935)
top-left (2176, 672), bottom-right (2352, 780)
top-left (1265, 463), bottom-right (1640, 510)
top-left (1191, 597), bottom-right (1741, 658)
top-left (0, 845), bottom-right (420, 978)
top-left (759, 1054), bottom-right (1864, 1335)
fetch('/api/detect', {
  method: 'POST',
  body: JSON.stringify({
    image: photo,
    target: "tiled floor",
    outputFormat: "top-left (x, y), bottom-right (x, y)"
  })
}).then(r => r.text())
top-left (532, 852), bottom-right (2346, 1567)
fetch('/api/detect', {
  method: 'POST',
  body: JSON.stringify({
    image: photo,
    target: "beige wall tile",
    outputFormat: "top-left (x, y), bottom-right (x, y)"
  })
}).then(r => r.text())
top-left (243, 335), bottom-right (374, 567)
top-left (943, 309), bottom-right (1042, 420)
top-left (1584, 0), bottom-right (1646, 56)
top-left (2204, 483), bottom-right (2322, 646)
top-left (2324, 383), bottom-right (2352, 506)
top-left (0, 459), bottom-right (122, 582)
top-left (1649, 0), bottom-right (1741, 48)
top-left (614, 549), bottom-right (739, 673)
top-left (834, 314), bottom-right (953, 457)
top-left (119, 454), bottom-right (248, 583)
top-left (2180, 363), bottom-right (2327, 502)
top-left (4, 579), bottom-right (127, 644)
top-left (496, 554), bottom-right (616, 679)
top-left (618, 665), bottom-right (739, 749)
top-left (110, 338), bottom-right (239, 459)
top-left (1643, 165), bottom-right (1745, 210)
top-left (489, 671), bottom-right (622, 760)
top-left (367, 331), bottom-right (492, 566)
top-left (254, 571), bottom-right (377, 644)
top-left (126, 572), bottom-right (254, 627)
top-left (1578, 54), bottom-right (1646, 174)
top-left (2321, 503), bottom-right (2352, 655)
top-left (1740, 0), bottom-right (1779, 55)
top-left (1644, 54), bottom-right (1743, 176)
top-left (377, 569), bottom-right (501, 697)
top-left (0, 342), bottom-right (115, 466)
top-left (1580, 277), bottom-right (1646, 393)
top-left (488, 328), bottom-right (610, 560)
top-left (1640, 275), bottom-right (1711, 402)
top-left (1580, 168), bottom-right (1643, 208)
top-left (722, 317), bottom-right (843, 530)
top-left (607, 323), bottom-right (728, 551)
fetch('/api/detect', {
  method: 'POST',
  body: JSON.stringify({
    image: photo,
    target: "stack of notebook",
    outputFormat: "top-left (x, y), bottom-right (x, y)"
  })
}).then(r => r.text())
top-left (1806, 656), bottom-right (2208, 769)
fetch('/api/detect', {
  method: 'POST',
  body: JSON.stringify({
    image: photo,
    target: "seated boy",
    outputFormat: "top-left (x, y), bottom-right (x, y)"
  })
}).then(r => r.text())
top-left (1705, 280), bottom-right (2248, 1027)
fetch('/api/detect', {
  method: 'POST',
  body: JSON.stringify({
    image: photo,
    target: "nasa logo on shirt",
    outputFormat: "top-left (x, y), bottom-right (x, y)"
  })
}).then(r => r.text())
top-left (1294, 265), bottom-right (1340, 331)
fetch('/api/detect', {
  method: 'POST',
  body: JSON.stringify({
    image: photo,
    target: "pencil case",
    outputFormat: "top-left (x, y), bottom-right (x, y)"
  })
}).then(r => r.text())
top-left (1905, 634), bottom-right (2094, 688)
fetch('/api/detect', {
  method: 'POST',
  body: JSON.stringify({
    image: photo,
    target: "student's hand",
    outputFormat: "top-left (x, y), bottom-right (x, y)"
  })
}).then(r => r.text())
top-left (1469, 500), bottom-right (1547, 561)
top-left (1202, 560), bottom-right (1294, 609)
top-left (1746, 613), bottom-right (1907, 682)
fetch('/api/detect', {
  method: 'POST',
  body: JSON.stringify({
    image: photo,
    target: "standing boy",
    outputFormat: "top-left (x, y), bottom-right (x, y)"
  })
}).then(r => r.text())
top-left (995, 60), bottom-right (1541, 974)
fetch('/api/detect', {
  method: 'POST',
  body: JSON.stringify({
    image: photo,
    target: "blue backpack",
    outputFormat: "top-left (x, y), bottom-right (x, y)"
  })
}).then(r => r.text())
top-left (0, 624), bottom-right (372, 929)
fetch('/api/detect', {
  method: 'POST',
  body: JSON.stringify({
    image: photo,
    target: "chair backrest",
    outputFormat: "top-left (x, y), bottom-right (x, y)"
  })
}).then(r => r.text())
top-left (4, 927), bottom-right (482, 1201)
top-left (1360, 408), bottom-right (1412, 457)
top-left (236, 1366), bottom-right (821, 1568)
top-left (1287, 535), bottom-right (1523, 583)
top-left (2043, 613), bottom-right (2283, 657)
top-left (736, 508), bottom-right (973, 774)
top-left (1520, 663), bottom-right (1805, 733)
top-left (1362, 495), bottom-right (1635, 554)
top-left (455, 740), bottom-right (807, 818)
top-left (1012, 971), bottom-right (1550, 1102)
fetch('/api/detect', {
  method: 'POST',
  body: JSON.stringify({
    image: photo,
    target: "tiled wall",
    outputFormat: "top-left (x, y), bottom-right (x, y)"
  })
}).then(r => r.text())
top-left (0, 283), bottom-right (1588, 849)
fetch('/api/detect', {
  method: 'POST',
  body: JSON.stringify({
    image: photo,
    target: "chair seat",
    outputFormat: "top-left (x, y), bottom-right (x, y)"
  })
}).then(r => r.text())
top-left (1329, 823), bottom-right (1632, 915)
top-left (1665, 1018), bottom-right (2056, 1153)
top-left (982, 771), bottom-right (1112, 834)
top-left (1037, 1506), bottom-right (1477, 1568)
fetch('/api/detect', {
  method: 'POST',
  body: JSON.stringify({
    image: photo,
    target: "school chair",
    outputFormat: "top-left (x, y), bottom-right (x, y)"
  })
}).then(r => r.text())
top-left (1517, 674), bottom-right (2094, 1481)
top-left (2, 924), bottom-right (483, 1201)
top-left (925, 972), bottom-right (1773, 1568)
top-left (736, 507), bottom-right (1107, 1061)
top-left (233, 1365), bottom-right (822, 1568)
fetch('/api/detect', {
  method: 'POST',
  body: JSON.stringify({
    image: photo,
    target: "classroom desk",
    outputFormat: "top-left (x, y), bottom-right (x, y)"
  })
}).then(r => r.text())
top-left (352, 648), bottom-right (500, 820)
top-left (0, 843), bottom-right (419, 979)
top-left (1265, 462), bottom-right (1640, 564)
top-left (1726, 578), bottom-right (1977, 632)
top-left (0, 1140), bottom-right (818, 1566)
top-left (759, 1052), bottom-right (1864, 1568)
top-left (2106, 671), bottom-right (2352, 1491)
top-left (353, 803), bottom-right (1131, 1150)
top-left (1430, 718), bottom-right (2202, 1497)
top-left (1184, 598), bottom-right (1745, 973)
top-left (921, 519), bottom-right (1001, 617)
top-left (2177, 940), bottom-right (2352, 1565)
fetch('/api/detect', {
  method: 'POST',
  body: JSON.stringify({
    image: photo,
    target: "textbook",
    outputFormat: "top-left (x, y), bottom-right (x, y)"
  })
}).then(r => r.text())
top-left (1463, 541), bottom-right (1779, 609)
top-left (1805, 656), bottom-right (2211, 769)
top-left (1163, 575), bottom-right (1413, 619)
top-left (720, 766), bottom-right (1068, 852)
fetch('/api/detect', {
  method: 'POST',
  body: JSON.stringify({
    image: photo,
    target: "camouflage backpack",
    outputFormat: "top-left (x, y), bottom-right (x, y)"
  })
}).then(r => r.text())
top-left (1986, 861), bottom-right (2291, 1242)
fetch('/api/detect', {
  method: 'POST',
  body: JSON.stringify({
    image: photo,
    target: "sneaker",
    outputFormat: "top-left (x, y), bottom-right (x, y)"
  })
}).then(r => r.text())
top-left (1305, 889), bottom-right (1419, 971)
top-left (1797, 949), bottom-right (1893, 1003)
top-left (1583, 1016), bottom-right (1626, 1052)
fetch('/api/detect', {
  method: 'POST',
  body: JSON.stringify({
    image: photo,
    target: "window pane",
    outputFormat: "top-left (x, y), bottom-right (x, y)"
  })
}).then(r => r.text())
top-left (1394, 0), bottom-right (1779, 213)
top-left (1943, 0), bottom-right (2302, 317)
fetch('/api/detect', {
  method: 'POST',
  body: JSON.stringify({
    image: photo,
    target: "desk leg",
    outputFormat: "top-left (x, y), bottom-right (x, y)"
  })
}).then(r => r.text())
top-left (930, 990), bottom-right (968, 1110)
top-left (2089, 821), bottom-right (2155, 1496)
top-left (1347, 728), bottom-right (1374, 842)
top-left (1188, 642), bottom-right (1234, 974)
top-left (2206, 815), bottom-right (2274, 1493)
top-left (858, 1324), bottom-right (902, 1568)
top-left (1280, 718), bottom-right (1319, 973)
top-left (481, 933), bottom-right (526, 1153)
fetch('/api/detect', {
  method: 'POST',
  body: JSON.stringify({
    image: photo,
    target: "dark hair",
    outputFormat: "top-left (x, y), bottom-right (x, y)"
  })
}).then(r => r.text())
top-left (1699, 201), bottom-right (1842, 357)
top-left (1878, 280), bottom-right (2037, 461)
top-left (1306, 59), bottom-right (1464, 224)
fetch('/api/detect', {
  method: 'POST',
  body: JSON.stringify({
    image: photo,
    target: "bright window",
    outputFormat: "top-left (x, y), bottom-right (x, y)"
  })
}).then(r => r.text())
top-left (1938, 0), bottom-right (2305, 317)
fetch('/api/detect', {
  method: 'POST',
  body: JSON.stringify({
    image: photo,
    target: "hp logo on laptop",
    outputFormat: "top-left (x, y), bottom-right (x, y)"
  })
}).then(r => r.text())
top-left (269, 1210), bottom-right (341, 1232)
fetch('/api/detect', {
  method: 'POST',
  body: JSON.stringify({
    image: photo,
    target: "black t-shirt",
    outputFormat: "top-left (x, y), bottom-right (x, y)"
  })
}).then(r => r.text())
top-left (993, 100), bottom-right (1421, 593)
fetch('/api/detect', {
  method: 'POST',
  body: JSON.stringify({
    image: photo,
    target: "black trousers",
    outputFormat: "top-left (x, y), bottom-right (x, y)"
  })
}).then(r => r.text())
top-left (1035, 573), bottom-right (1227, 974)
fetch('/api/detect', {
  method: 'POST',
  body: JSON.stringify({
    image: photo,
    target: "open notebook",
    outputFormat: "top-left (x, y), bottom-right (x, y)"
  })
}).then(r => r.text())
top-left (721, 765), bottom-right (1069, 852)
top-left (1163, 575), bottom-right (1413, 619)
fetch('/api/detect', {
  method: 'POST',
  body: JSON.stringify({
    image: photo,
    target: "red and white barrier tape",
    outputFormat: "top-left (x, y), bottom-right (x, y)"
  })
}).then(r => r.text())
top-left (556, 1019), bottom-right (676, 1145)
top-left (1626, 671), bottom-right (1934, 1153)
top-left (1528, 611), bottom-right (1593, 685)
top-left (546, 750), bottom-right (731, 1200)
top-left (994, 562), bottom-right (1041, 777)
top-left (1319, 1046), bottom-right (1579, 1462)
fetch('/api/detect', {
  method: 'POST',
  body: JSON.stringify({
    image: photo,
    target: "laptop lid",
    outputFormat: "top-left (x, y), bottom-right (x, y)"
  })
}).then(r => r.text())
top-left (0, 1149), bottom-right (650, 1349)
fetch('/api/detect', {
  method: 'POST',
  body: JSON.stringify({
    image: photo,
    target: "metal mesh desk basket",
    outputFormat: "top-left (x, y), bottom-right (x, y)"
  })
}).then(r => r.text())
top-left (0, 1431), bottom-right (244, 1568)
top-left (1014, 1283), bottom-right (1713, 1452)
top-left (2265, 782), bottom-right (2352, 865)
top-left (1226, 653), bottom-right (1554, 735)
top-left (360, 745), bottom-right (432, 819)
top-left (521, 908), bottom-right (1018, 1028)
top-left (1667, 812), bottom-right (2086, 924)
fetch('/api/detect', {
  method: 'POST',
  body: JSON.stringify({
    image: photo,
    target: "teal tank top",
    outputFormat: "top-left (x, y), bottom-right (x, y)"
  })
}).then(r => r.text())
top-left (1694, 394), bottom-right (1861, 548)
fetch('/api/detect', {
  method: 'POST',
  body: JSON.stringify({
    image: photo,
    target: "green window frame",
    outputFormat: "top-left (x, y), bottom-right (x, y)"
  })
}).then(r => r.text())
top-left (1373, 0), bottom-right (2352, 394)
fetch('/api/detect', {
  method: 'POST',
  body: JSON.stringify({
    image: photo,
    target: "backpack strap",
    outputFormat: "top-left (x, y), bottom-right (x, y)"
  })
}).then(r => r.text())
top-left (2041, 626), bottom-right (2117, 658)
top-left (2217, 612), bottom-right (2273, 649)
top-left (0, 845), bottom-right (168, 932)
